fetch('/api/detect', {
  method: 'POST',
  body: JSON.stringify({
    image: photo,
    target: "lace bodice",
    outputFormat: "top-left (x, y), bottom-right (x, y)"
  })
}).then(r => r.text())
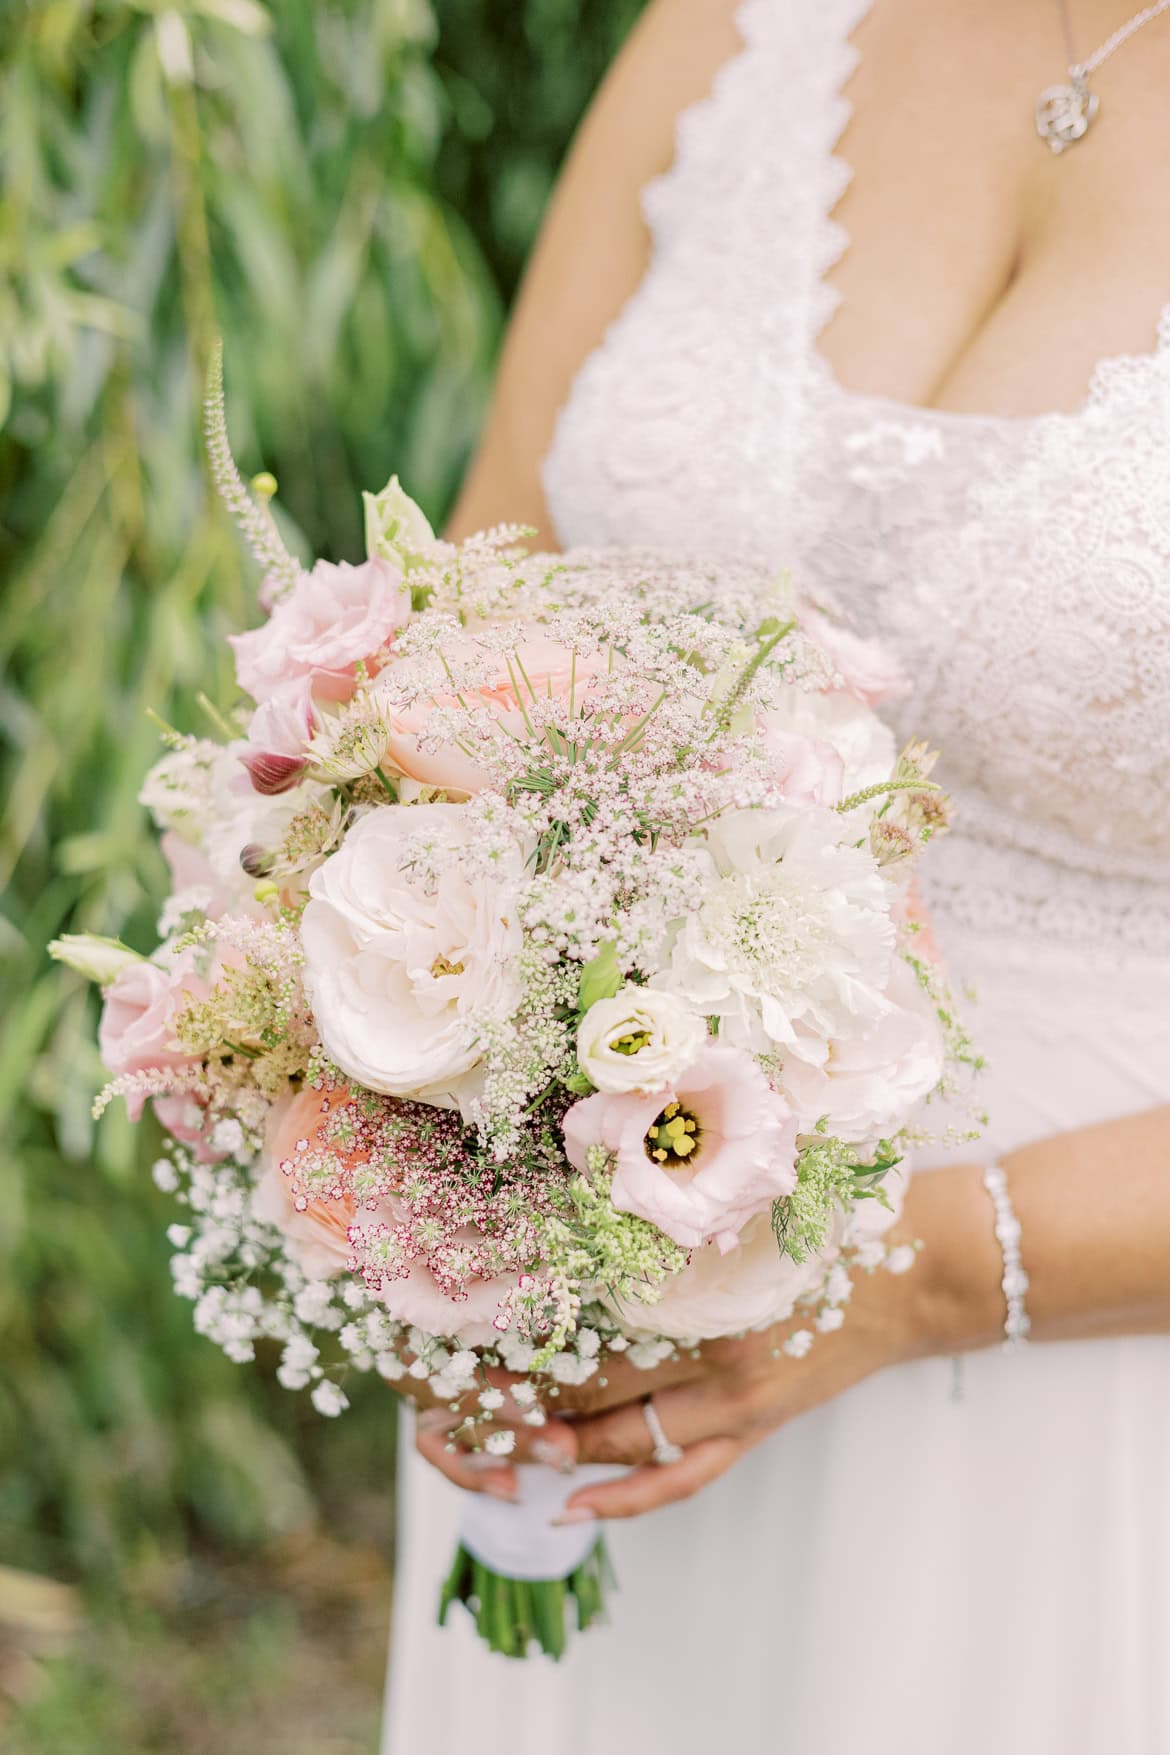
top-left (542, 0), bottom-right (1170, 961)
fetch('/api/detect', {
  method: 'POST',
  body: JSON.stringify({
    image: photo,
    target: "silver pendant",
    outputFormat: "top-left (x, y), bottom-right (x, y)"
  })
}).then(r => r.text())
top-left (1035, 76), bottom-right (1099, 153)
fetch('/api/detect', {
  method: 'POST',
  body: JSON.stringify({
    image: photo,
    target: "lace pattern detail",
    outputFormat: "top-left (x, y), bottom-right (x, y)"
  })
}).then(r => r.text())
top-left (542, 2), bottom-right (1170, 961)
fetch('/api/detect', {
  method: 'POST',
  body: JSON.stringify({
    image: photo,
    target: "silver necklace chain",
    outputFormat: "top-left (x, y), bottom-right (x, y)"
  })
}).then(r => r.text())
top-left (1037, 0), bottom-right (1170, 153)
top-left (1060, 0), bottom-right (1170, 75)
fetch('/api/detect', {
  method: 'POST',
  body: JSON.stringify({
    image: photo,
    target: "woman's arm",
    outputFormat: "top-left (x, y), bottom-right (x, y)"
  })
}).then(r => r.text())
top-left (443, 0), bottom-right (745, 546)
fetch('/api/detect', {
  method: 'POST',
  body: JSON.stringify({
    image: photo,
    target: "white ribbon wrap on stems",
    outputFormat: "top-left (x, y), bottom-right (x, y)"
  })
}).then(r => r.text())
top-left (458, 1462), bottom-right (627, 1581)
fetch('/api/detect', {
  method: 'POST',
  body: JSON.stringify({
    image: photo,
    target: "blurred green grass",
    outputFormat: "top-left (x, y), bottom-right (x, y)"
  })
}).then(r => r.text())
top-left (0, 0), bottom-right (640, 1739)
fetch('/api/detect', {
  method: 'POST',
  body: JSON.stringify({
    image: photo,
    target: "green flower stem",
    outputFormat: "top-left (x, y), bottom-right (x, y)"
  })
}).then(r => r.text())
top-left (437, 1539), bottom-right (614, 1660)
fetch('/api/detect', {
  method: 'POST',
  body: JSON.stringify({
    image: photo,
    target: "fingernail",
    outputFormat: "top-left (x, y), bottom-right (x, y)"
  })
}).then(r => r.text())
top-left (552, 1506), bottom-right (596, 1526)
top-left (533, 1440), bottom-right (576, 1475)
top-left (482, 1476), bottom-right (519, 1503)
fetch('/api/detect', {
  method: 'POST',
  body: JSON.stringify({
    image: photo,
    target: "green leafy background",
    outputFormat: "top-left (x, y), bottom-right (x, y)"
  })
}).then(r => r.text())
top-left (0, 2), bottom-right (641, 1744)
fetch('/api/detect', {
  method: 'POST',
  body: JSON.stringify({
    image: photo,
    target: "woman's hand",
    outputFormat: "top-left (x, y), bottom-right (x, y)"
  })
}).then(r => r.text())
top-left (416, 1102), bottom-right (1170, 1517)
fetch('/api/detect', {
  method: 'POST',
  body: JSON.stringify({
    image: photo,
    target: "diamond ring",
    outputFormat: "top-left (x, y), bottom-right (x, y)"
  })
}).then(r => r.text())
top-left (642, 1397), bottom-right (683, 1467)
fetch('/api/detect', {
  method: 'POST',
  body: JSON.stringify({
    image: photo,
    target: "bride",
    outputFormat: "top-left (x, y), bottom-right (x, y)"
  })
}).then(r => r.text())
top-left (381, 2), bottom-right (1170, 1749)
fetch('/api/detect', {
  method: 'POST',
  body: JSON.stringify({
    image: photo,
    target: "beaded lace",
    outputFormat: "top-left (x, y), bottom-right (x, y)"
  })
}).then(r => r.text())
top-left (542, 0), bottom-right (1170, 960)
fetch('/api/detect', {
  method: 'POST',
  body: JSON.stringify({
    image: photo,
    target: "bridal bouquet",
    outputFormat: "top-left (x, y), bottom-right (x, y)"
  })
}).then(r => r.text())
top-left (52, 350), bottom-right (971, 1658)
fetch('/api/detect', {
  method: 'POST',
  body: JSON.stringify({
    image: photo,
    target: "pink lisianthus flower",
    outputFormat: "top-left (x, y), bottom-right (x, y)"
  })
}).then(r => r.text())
top-left (98, 951), bottom-right (207, 1121)
top-left (238, 679), bottom-right (318, 796)
top-left (229, 556), bottom-right (411, 704)
top-left (563, 1043), bottom-right (799, 1254)
top-left (161, 831), bottom-right (262, 923)
top-left (373, 1241), bottom-right (520, 1349)
top-left (98, 951), bottom-right (228, 1157)
top-left (380, 631), bottom-right (613, 797)
top-left (802, 605), bottom-right (907, 707)
top-left (757, 716), bottom-right (846, 807)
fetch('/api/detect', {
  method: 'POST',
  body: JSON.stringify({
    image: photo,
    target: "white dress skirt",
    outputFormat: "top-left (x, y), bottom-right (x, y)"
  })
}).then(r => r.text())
top-left (385, 937), bottom-right (1170, 1755)
top-left (383, 2), bottom-right (1170, 1747)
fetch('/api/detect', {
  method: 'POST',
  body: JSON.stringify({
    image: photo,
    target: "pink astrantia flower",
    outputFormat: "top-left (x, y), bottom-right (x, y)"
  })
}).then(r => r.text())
top-left (229, 556), bottom-right (411, 704)
top-left (380, 630), bottom-right (612, 796)
top-left (562, 1043), bottom-right (799, 1254)
top-left (238, 679), bottom-right (318, 795)
top-left (802, 605), bottom-right (908, 708)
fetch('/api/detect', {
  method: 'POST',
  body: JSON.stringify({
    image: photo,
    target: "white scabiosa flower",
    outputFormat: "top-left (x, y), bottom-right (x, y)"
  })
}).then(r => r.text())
top-left (656, 804), bottom-right (895, 1063)
top-left (575, 985), bottom-right (706, 1094)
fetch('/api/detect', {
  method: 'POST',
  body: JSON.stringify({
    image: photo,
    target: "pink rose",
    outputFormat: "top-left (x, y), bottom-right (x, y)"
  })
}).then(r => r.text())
top-left (757, 717), bottom-right (845, 807)
top-left (381, 631), bottom-right (612, 797)
top-left (238, 680), bottom-right (318, 796)
top-left (229, 556), bottom-right (410, 704)
top-left (98, 953), bottom-right (206, 1121)
top-left (802, 606), bottom-right (907, 707)
top-left (563, 1043), bottom-right (799, 1254)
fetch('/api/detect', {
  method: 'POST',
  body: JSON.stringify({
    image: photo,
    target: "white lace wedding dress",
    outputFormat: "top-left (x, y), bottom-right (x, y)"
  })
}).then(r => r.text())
top-left (383, 4), bottom-right (1170, 1749)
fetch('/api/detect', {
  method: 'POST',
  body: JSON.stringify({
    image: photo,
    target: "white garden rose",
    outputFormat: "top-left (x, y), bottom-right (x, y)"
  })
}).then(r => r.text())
top-left (657, 804), bottom-right (895, 1062)
top-left (575, 986), bottom-right (706, 1094)
top-left (606, 1212), bottom-right (824, 1342)
top-left (301, 802), bottom-right (525, 1107)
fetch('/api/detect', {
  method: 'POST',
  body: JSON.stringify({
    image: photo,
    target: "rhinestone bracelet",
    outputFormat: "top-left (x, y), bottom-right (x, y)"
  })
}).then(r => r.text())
top-left (983, 1162), bottom-right (1031, 1350)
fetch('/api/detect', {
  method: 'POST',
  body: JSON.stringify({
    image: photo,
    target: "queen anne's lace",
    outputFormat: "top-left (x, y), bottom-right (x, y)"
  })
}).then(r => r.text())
top-left (543, 0), bottom-right (1170, 961)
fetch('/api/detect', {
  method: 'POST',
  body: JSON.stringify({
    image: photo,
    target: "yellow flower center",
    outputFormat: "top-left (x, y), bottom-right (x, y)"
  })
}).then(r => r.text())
top-left (430, 955), bottom-right (465, 979)
top-left (609, 1028), bottom-right (651, 1057)
top-left (644, 1099), bottom-right (701, 1168)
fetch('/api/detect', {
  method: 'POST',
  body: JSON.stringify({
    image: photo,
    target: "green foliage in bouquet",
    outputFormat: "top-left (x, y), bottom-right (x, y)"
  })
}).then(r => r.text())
top-left (0, 0), bottom-right (643, 1604)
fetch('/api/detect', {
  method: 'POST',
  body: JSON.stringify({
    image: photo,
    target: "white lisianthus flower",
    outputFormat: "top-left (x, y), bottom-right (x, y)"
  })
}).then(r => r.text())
top-left (301, 802), bottom-right (525, 1107)
top-left (47, 933), bottom-right (145, 987)
top-left (656, 804), bottom-right (895, 1062)
top-left (362, 474), bottom-right (440, 572)
top-left (575, 986), bottom-right (707, 1094)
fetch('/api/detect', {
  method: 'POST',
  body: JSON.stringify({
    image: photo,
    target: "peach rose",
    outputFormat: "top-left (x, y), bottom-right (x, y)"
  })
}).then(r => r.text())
top-left (256, 1086), bottom-right (518, 1343)
top-left (380, 630), bottom-right (612, 796)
